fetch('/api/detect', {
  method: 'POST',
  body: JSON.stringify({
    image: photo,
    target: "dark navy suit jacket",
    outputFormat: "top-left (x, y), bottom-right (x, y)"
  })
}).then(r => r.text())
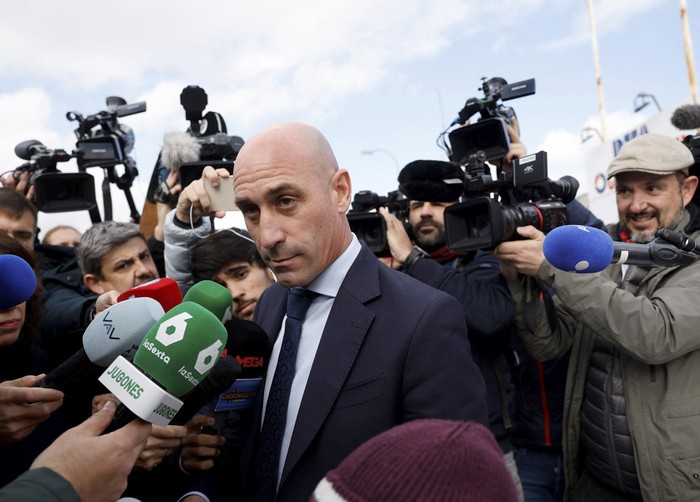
top-left (240, 244), bottom-right (488, 501)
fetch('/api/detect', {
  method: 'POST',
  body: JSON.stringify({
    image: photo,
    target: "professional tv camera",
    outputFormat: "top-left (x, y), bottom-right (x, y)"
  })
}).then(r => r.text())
top-left (443, 150), bottom-right (579, 251)
top-left (178, 85), bottom-right (243, 183)
top-left (65, 96), bottom-right (147, 222)
top-left (440, 76), bottom-right (535, 163)
top-left (671, 104), bottom-right (700, 204)
top-left (12, 139), bottom-right (96, 214)
top-left (149, 85), bottom-right (245, 203)
top-left (347, 190), bottom-right (408, 257)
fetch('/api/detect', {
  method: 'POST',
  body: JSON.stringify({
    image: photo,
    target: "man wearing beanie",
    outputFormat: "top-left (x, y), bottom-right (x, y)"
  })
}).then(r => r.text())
top-left (311, 419), bottom-right (519, 502)
top-left (495, 133), bottom-right (700, 501)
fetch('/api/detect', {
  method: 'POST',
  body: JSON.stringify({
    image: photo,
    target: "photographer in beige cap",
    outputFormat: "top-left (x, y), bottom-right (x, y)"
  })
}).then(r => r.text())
top-left (494, 133), bottom-right (700, 501)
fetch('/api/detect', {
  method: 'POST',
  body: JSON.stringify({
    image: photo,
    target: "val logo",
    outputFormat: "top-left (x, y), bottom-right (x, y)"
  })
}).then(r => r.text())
top-left (102, 311), bottom-right (118, 340)
top-left (155, 312), bottom-right (193, 346)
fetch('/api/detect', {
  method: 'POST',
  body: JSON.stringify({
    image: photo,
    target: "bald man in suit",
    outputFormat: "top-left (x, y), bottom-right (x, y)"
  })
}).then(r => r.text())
top-left (176, 121), bottom-right (488, 502)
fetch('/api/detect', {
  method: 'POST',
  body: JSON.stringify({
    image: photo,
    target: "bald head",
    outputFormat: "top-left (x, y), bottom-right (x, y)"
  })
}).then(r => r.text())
top-left (236, 121), bottom-right (339, 179)
top-left (232, 121), bottom-right (353, 288)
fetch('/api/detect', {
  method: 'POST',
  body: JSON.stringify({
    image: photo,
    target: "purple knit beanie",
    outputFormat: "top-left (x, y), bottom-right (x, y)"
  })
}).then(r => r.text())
top-left (310, 419), bottom-right (518, 502)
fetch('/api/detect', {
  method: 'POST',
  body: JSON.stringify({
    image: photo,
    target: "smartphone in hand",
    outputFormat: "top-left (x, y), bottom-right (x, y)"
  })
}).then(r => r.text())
top-left (204, 176), bottom-right (237, 211)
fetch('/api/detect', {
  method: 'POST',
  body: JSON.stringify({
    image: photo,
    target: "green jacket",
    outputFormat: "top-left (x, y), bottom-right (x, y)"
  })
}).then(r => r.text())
top-left (0, 468), bottom-right (78, 502)
top-left (508, 210), bottom-right (700, 501)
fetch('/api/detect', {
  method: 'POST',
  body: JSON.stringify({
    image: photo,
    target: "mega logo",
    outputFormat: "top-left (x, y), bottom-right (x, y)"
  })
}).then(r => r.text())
top-left (237, 356), bottom-right (264, 368)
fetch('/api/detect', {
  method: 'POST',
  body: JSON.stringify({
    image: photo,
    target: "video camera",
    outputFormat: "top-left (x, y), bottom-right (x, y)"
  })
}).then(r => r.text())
top-left (443, 151), bottom-right (579, 252)
top-left (175, 85), bottom-right (244, 188)
top-left (347, 190), bottom-right (408, 257)
top-left (679, 133), bottom-right (700, 204)
top-left (62, 96), bottom-right (147, 222)
top-left (443, 76), bottom-right (535, 163)
top-left (12, 140), bottom-right (96, 214)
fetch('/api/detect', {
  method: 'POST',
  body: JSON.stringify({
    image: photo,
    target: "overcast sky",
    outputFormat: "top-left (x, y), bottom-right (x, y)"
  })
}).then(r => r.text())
top-left (0, 0), bottom-right (697, 235)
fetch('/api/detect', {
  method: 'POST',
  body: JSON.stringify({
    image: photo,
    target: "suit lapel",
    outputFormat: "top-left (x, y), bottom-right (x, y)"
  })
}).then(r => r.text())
top-left (280, 245), bottom-right (380, 483)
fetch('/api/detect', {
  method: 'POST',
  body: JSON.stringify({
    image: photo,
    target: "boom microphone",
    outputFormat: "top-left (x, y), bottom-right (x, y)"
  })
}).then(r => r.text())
top-left (0, 254), bottom-right (36, 310)
top-left (160, 130), bottom-right (201, 172)
top-left (543, 225), bottom-right (698, 273)
top-left (183, 279), bottom-right (234, 323)
top-left (117, 277), bottom-right (183, 312)
top-left (100, 301), bottom-right (228, 428)
top-left (170, 355), bottom-right (241, 426)
top-left (36, 297), bottom-right (165, 391)
top-left (671, 104), bottom-right (700, 131)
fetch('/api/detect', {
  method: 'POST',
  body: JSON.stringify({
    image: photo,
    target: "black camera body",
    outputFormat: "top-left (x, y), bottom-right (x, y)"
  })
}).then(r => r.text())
top-left (13, 139), bottom-right (96, 214)
top-left (444, 151), bottom-right (579, 251)
top-left (448, 77), bottom-right (535, 163)
top-left (180, 85), bottom-right (244, 162)
top-left (680, 133), bottom-right (700, 204)
top-left (347, 190), bottom-right (408, 257)
top-left (68, 97), bottom-right (146, 174)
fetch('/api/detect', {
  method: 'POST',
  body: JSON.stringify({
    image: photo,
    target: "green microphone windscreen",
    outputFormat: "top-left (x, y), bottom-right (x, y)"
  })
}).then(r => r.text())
top-left (183, 280), bottom-right (234, 323)
top-left (133, 301), bottom-right (228, 397)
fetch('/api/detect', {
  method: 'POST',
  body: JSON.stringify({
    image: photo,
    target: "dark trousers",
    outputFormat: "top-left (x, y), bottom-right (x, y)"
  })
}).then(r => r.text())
top-left (515, 447), bottom-right (565, 502)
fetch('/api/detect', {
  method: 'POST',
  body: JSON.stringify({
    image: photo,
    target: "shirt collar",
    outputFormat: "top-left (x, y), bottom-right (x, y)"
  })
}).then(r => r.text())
top-left (306, 234), bottom-right (361, 299)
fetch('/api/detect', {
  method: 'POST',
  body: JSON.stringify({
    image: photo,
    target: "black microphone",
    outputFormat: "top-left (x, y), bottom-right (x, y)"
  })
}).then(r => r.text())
top-left (655, 228), bottom-right (700, 256)
top-left (14, 140), bottom-right (45, 160)
top-left (195, 317), bottom-right (271, 433)
top-left (671, 104), bottom-right (700, 131)
top-left (610, 241), bottom-right (697, 268)
top-left (169, 355), bottom-right (242, 426)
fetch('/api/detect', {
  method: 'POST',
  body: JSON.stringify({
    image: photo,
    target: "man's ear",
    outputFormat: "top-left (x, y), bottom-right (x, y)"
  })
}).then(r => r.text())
top-left (331, 169), bottom-right (352, 214)
top-left (683, 175), bottom-right (699, 206)
top-left (83, 274), bottom-right (106, 295)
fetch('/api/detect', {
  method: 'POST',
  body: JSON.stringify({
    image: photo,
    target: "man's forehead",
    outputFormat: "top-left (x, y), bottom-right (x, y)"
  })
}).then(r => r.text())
top-left (0, 210), bottom-right (35, 229)
top-left (102, 237), bottom-right (148, 260)
top-left (615, 171), bottom-right (677, 185)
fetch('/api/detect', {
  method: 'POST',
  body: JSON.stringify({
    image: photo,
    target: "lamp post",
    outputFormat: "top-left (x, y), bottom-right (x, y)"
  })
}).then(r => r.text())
top-left (633, 92), bottom-right (662, 113)
top-left (361, 148), bottom-right (400, 174)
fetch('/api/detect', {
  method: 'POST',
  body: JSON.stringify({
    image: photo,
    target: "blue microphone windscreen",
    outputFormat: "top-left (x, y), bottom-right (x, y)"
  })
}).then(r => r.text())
top-left (0, 254), bottom-right (37, 310)
top-left (543, 225), bottom-right (614, 273)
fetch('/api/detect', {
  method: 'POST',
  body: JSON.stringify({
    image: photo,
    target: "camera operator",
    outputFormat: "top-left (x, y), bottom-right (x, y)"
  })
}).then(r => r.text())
top-left (495, 133), bottom-right (700, 501)
top-left (380, 160), bottom-right (522, 499)
top-left (492, 115), bottom-right (604, 502)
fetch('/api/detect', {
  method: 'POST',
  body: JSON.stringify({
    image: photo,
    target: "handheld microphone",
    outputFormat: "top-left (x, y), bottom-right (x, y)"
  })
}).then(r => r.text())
top-left (0, 254), bottom-right (36, 310)
top-left (196, 317), bottom-right (271, 433)
top-left (169, 355), bottom-right (241, 426)
top-left (160, 131), bottom-right (201, 172)
top-left (183, 280), bottom-right (234, 323)
top-left (117, 277), bottom-right (183, 313)
top-left (671, 104), bottom-right (700, 131)
top-left (36, 298), bottom-right (164, 391)
top-left (543, 225), bottom-right (698, 273)
top-left (100, 301), bottom-right (228, 428)
top-left (656, 228), bottom-right (700, 255)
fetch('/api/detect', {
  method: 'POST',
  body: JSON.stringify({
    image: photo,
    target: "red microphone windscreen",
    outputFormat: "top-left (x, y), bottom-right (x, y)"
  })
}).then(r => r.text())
top-left (117, 277), bottom-right (182, 312)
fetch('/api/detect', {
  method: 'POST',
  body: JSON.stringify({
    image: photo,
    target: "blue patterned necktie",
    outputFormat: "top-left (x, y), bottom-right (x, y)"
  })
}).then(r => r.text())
top-left (254, 287), bottom-right (315, 502)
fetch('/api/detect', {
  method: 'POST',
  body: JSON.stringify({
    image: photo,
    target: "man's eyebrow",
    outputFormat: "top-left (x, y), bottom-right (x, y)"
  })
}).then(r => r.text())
top-left (237, 183), bottom-right (300, 205)
top-left (111, 257), bottom-right (135, 270)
